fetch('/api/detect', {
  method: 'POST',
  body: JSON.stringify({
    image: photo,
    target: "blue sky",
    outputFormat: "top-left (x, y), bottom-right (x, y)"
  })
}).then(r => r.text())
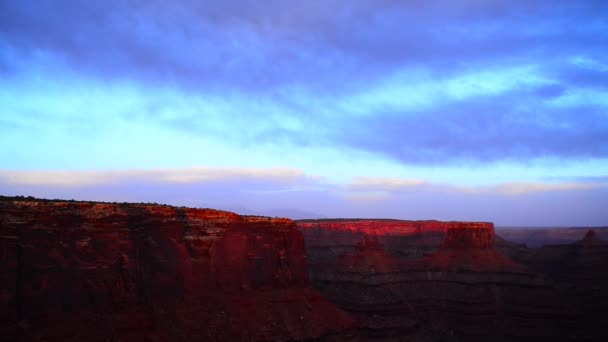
top-left (1, 1), bottom-right (607, 225)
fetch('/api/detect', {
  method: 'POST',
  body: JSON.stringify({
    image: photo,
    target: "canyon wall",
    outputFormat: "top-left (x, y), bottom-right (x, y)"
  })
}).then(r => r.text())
top-left (0, 198), bottom-right (352, 341)
top-left (2, 197), bottom-right (607, 341)
top-left (296, 219), bottom-right (450, 263)
top-left (296, 219), bottom-right (598, 341)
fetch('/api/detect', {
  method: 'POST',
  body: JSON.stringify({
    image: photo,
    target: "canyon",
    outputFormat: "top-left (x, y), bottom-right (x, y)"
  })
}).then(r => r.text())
top-left (297, 220), bottom-right (608, 341)
top-left (0, 197), bottom-right (353, 341)
top-left (1, 196), bottom-right (607, 341)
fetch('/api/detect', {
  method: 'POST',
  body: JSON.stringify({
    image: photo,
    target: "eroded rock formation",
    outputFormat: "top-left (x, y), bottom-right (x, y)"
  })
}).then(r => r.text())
top-left (0, 197), bottom-right (353, 341)
top-left (296, 219), bottom-right (450, 264)
top-left (2, 197), bottom-right (607, 341)
top-left (295, 219), bottom-right (596, 341)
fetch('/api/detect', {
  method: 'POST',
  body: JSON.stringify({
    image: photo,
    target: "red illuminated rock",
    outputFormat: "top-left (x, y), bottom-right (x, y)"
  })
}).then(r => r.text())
top-left (296, 219), bottom-right (450, 265)
top-left (425, 222), bottom-right (518, 271)
top-left (296, 219), bottom-right (448, 235)
top-left (0, 197), bottom-right (353, 341)
top-left (3, 197), bottom-right (607, 341)
top-left (441, 222), bottom-right (494, 249)
top-left (335, 234), bottom-right (399, 274)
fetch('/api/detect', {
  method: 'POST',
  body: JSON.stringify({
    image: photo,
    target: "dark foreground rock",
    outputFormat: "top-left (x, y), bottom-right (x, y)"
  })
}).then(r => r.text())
top-left (2, 197), bottom-right (607, 341)
top-left (296, 220), bottom-right (608, 341)
top-left (0, 197), bottom-right (353, 341)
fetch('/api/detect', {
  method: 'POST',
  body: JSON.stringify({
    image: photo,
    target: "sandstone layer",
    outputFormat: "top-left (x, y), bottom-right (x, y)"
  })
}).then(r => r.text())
top-left (296, 219), bottom-right (601, 341)
top-left (0, 197), bottom-right (353, 341)
top-left (2, 197), bottom-right (607, 341)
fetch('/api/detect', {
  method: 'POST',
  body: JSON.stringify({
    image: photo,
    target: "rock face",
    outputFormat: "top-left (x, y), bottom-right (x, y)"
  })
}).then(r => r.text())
top-left (295, 219), bottom-right (595, 341)
top-left (441, 222), bottom-right (493, 249)
top-left (2, 197), bottom-right (607, 341)
top-left (0, 197), bottom-right (353, 341)
top-left (425, 222), bottom-right (518, 271)
top-left (296, 219), bottom-right (451, 264)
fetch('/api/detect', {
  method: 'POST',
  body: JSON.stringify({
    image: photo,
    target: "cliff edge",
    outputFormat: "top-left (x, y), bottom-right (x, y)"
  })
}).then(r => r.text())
top-left (0, 197), bottom-right (353, 341)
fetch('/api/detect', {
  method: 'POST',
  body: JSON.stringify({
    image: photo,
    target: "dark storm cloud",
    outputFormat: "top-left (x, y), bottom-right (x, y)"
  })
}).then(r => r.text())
top-left (333, 95), bottom-right (608, 164)
top-left (0, 1), bottom-right (355, 92)
top-left (560, 67), bottom-right (608, 90)
top-left (533, 84), bottom-right (567, 99)
top-left (1, 0), bottom-right (607, 91)
top-left (1, 0), bottom-right (607, 164)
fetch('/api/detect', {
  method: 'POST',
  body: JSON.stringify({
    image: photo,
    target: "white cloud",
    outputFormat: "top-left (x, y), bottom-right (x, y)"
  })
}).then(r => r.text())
top-left (479, 182), bottom-right (602, 195)
top-left (1, 169), bottom-right (606, 225)
top-left (344, 177), bottom-right (606, 196)
top-left (0, 167), bottom-right (305, 187)
top-left (3, 169), bottom-right (603, 198)
top-left (349, 177), bottom-right (427, 192)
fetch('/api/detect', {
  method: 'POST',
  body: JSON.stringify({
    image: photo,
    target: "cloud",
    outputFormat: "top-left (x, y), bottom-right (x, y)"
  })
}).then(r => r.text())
top-left (1, 1), bottom-right (607, 93)
top-left (461, 182), bottom-right (603, 196)
top-left (0, 167), bottom-right (305, 187)
top-left (333, 96), bottom-right (608, 164)
top-left (349, 177), bottom-right (427, 192)
top-left (559, 66), bottom-right (608, 90)
top-left (343, 177), bottom-right (608, 197)
top-left (339, 191), bottom-right (391, 203)
top-left (1, 0), bottom-right (607, 170)
top-left (4, 168), bottom-right (604, 197)
top-left (1, 2), bottom-right (607, 226)
top-left (533, 84), bottom-right (567, 99)
top-left (1, 169), bottom-right (607, 225)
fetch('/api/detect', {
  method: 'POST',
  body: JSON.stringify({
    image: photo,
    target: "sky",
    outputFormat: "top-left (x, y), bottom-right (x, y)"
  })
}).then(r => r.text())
top-left (1, 1), bottom-right (607, 226)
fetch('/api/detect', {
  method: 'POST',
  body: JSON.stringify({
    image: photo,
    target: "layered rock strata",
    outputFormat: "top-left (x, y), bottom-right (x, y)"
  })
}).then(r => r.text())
top-left (2, 197), bottom-right (606, 341)
top-left (296, 219), bottom-right (585, 341)
top-left (296, 219), bottom-right (451, 264)
top-left (0, 197), bottom-right (353, 341)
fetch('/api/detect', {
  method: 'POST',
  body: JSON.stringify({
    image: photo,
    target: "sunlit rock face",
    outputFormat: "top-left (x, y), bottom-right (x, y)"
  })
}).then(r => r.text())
top-left (296, 219), bottom-right (450, 264)
top-left (296, 220), bottom-right (509, 271)
top-left (295, 219), bottom-right (594, 341)
top-left (425, 222), bottom-right (518, 271)
top-left (0, 197), bottom-right (353, 341)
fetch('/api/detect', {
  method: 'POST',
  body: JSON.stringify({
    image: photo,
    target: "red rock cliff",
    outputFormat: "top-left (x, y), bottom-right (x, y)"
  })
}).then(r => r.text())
top-left (0, 197), bottom-right (353, 341)
top-left (441, 222), bottom-right (494, 249)
top-left (297, 219), bottom-right (449, 236)
top-left (295, 219), bottom-right (561, 340)
top-left (296, 219), bottom-right (494, 263)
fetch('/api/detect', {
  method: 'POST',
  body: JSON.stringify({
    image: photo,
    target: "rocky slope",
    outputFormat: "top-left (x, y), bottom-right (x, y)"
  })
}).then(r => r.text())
top-left (296, 220), bottom-right (601, 341)
top-left (0, 197), bottom-right (353, 341)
